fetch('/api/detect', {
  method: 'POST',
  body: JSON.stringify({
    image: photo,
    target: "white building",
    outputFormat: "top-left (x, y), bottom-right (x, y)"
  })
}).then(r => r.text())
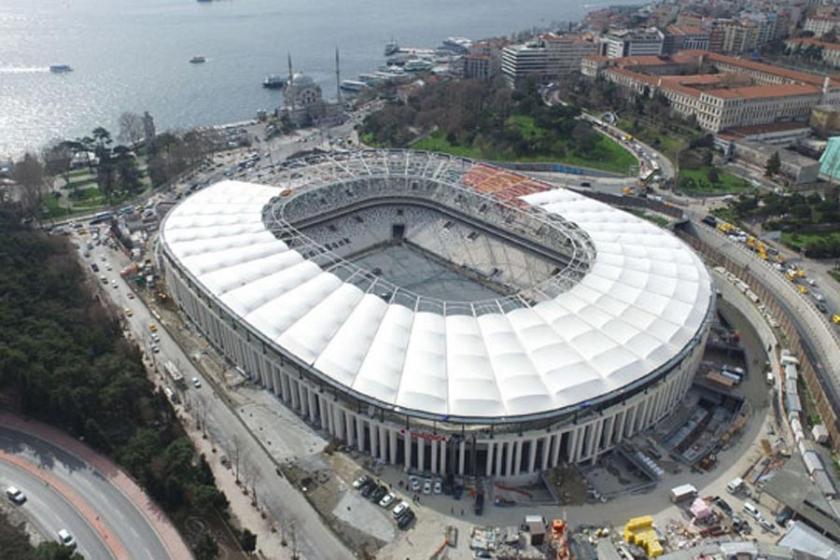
top-left (600, 29), bottom-right (664, 59)
top-left (502, 33), bottom-right (597, 87)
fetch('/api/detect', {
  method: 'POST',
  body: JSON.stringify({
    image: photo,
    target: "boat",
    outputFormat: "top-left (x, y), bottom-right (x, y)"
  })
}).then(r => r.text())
top-left (189, 56), bottom-right (206, 64)
top-left (404, 58), bottom-right (434, 72)
top-left (339, 80), bottom-right (369, 93)
top-left (358, 73), bottom-right (384, 85)
top-left (441, 36), bottom-right (472, 53)
top-left (49, 64), bottom-right (72, 73)
top-left (384, 41), bottom-right (400, 56)
top-left (262, 75), bottom-right (286, 89)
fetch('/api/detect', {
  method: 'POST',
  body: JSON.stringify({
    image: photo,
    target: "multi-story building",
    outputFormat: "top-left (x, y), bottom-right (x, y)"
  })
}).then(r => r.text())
top-left (720, 20), bottom-right (761, 54)
top-left (600, 28), bottom-right (665, 58)
top-left (663, 25), bottom-right (710, 54)
top-left (463, 54), bottom-right (494, 80)
top-left (786, 37), bottom-right (840, 68)
top-left (804, 15), bottom-right (840, 37)
top-left (583, 51), bottom-right (840, 132)
top-left (502, 33), bottom-right (597, 87)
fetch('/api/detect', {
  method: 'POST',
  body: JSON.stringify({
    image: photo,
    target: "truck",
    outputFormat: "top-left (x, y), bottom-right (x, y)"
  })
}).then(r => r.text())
top-left (164, 361), bottom-right (185, 387)
top-left (726, 477), bottom-right (745, 495)
top-left (670, 484), bottom-right (697, 503)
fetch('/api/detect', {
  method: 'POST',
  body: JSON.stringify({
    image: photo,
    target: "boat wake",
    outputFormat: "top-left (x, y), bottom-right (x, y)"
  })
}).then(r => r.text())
top-left (0, 66), bottom-right (51, 74)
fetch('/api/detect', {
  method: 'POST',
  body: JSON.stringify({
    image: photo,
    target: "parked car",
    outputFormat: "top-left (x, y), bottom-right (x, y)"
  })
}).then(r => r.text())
top-left (714, 496), bottom-right (733, 517)
top-left (392, 501), bottom-right (410, 518)
top-left (775, 508), bottom-right (794, 527)
top-left (379, 492), bottom-right (396, 508)
top-left (397, 509), bottom-right (415, 529)
top-left (422, 479), bottom-right (432, 495)
top-left (409, 477), bottom-right (421, 492)
top-left (6, 486), bottom-right (26, 504)
top-left (361, 482), bottom-right (375, 498)
top-left (191, 377), bottom-right (202, 388)
top-left (352, 474), bottom-right (370, 489)
top-left (433, 479), bottom-right (442, 494)
top-left (370, 485), bottom-right (388, 503)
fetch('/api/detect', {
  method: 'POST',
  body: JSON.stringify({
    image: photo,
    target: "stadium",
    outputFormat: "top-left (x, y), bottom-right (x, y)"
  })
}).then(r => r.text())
top-left (159, 149), bottom-right (714, 481)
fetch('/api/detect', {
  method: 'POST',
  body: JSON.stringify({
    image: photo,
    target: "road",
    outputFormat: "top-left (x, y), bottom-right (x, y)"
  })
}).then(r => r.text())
top-left (0, 425), bottom-right (171, 560)
top-left (0, 459), bottom-right (110, 559)
top-left (83, 240), bottom-right (354, 560)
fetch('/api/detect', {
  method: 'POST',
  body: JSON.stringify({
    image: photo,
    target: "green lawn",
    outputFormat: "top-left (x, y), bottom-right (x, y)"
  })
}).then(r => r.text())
top-left (829, 268), bottom-right (840, 284)
top-left (678, 167), bottom-right (752, 194)
top-left (781, 231), bottom-right (840, 252)
top-left (616, 116), bottom-right (695, 163)
top-left (413, 117), bottom-right (638, 175)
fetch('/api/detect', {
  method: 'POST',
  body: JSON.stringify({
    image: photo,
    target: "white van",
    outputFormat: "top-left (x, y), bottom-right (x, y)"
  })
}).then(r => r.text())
top-left (726, 477), bottom-right (744, 495)
top-left (743, 501), bottom-right (761, 520)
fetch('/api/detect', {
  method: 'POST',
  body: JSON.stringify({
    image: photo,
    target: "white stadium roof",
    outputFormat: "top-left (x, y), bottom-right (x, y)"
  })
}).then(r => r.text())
top-left (161, 159), bottom-right (712, 421)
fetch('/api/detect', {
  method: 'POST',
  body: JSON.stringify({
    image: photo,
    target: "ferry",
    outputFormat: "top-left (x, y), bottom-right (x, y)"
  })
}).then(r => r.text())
top-left (404, 58), bottom-right (434, 72)
top-left (339, 80), bottom-right (369, 93)
top-left (49, 64), bottom-right (72, 73)
top-left (189, 56), bottom-right (206, 64)
top-left (441, 36), bottom-right (472, 53)
top-left (262, 75), bottom-right (286, 89)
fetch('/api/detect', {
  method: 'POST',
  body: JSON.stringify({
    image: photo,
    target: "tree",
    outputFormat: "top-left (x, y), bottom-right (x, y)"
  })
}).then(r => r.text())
top-left (91, 127), bottom-right (113, 161)
top-left (117, 112), bottom-right (145, 146)
top-left (35, 542), bottom-right (84, 560)
top-left (12, 153), bottom-right (47, 216)
top-left (765, 151), bottom-right (781, 177)
top-left (239, 529), bottom-right (257, 553)
top-left (42, 140), bottom-right (74, 187)
top-left (707, 167), bottom-right (720, 184)
top-left (193, 533), bottom-right (219, 560)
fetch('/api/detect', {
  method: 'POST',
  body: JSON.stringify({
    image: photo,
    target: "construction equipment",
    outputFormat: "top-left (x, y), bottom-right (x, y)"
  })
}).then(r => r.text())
top-left (717, 222), bottom-right (735, 234)
top-left (624, 516), bottom-right (663, 558)
top-left (547, 519), bottom-right (570, 560)
top-left (832, 314), bottom-right (840, 325)
top-left (797, 285), bottom-right (808, 295)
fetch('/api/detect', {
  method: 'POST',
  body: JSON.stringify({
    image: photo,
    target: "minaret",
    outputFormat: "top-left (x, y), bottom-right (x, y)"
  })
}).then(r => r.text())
top-left (287, 53), bottom-right (295, 111)
top-left (335, 47), bottom-right (342, 105)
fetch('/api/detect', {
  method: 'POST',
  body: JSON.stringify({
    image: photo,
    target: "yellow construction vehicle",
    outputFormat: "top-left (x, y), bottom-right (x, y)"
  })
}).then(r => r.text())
top-left (832, 314), bottom-right (840, 325)
top-left (797, 285), bottom-right (808, 295)
top-left (718, 222), bottom-right (735, 234)
top-left (786, 270), bottom-right (798, 282)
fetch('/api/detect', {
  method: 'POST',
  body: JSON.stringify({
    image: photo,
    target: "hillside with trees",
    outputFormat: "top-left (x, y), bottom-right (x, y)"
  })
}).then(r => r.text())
top-left (361, 78), bottom-right (637, 174)
top-left (0, 211), bottom-right (228, 558)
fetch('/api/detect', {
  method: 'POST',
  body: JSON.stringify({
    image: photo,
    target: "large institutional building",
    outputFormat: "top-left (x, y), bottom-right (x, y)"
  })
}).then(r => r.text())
top-left (159, 150), bottom-right (713, 481)
top-left (582, 51), bottom-right (840, 132)
top-left (502, 33), bottom-right (598, 87)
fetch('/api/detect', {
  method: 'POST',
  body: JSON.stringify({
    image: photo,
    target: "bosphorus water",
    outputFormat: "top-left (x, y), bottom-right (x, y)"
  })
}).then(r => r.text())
top-left (0, 0), bottom-right (605, 157)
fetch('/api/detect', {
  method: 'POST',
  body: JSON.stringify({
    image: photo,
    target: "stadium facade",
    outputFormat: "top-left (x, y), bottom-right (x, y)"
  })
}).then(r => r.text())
top-left (159, 150), bottom-right (714, 481)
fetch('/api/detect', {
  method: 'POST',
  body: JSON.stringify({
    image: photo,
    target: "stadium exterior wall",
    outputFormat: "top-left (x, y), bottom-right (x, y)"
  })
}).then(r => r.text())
top-left (162, 250), bottom-right (710, 481)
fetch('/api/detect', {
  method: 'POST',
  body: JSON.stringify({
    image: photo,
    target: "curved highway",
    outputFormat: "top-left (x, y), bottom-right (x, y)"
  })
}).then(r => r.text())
top-left (0, 425), bottom-right (172, 560)
top-left (0, 459), bottom-right (111, 559)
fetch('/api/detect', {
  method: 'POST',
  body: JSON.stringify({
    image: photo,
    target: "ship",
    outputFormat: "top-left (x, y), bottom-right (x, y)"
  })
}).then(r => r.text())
top-left (339, 80), bottom-right (369, 93)
top-left (49, 64), bottom-right (72, 73)
top-left (384, 41), bottom-right (400, 56)
top-left (404, 58), bottom-right (434, 72)
top-left (189, 56), bottom-right (206, 64)
top-left (441, 36), bottom-right (472, 53)
top-left (262, 75), bottom-right (286, 89)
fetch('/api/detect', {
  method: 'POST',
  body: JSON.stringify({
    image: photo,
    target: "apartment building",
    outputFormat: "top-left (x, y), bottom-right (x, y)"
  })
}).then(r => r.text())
top-left (600, 28), bottom-right (664, 58)
top-left (786, 38), bottom-right (840, 68)
top-left (804, 16), bottom-right (840, 37)
top-left (502, 33), bottom-right (597, 87)
top-left (663, 25), bottom-right (710, 54)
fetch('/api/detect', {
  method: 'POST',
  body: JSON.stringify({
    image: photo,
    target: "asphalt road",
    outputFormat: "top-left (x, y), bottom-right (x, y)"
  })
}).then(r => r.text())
top-left (0, 459), bottom-right (110, 560)
top-left (0, 427), bottom-right (169, 560)
top-left (85, 242), bottom-right (354, 560)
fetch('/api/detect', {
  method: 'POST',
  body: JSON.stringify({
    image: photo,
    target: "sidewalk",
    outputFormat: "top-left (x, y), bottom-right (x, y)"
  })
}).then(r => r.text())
top-left (0, 413), bottom-right (192, 560)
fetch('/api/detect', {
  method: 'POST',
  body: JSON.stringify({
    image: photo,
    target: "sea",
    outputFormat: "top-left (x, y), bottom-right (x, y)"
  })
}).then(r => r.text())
top-left (0, 0), bottom-right (612, 157)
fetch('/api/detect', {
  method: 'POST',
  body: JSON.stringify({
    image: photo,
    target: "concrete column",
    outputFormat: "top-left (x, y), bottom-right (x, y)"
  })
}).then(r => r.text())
top-left (298, 383), bottom-right (308, 417)
top-left (551, 432), bottom-right (563, 467)
top-left (355, 416), bottom-right (365, 452)
top-left (345, 411), bottom-right (354, 446)
top-left (379, 425), bottom-right (388, 462)
top-left (574, 426), bottom-right (586, 462)
top-left (308, 390), bottom-right (318, 422)
top-left (486, 442), bottom-right (495, 477)
top-left (390, 429), bottom-right (398, 465)
top-left (370, 422), bottom-right (379, 458)
top-left (317, 395), bottom-right (326, 430)
top-left (271, 368), bottom-right (280, 396)
top-left (333, 405), bottom-right (343, 438)
top-left (404, 431), bottom-right (412, 472)
top-left (513, 440), bottom-right (523, 476)
top-left (280, 372), bottom-right (291, 403)
top-left (541, 436), bottom-right (551, 471)
top-left (604, 415), bottom-right (615, 449)
top-left (566, 429), bottom-right (576, 463)
top-left (495, 440), bottom-right (504, 476)
top-left (439, 439), bottom-right (447, 473)
top-left (528, 438), bottom-right (538, 474)
top-left (430, 439), bottom-right (438, 474)
top-left (590, 421), bottom-right (604, 464)
top-left (505, 441), bottom-right (514, 476)
top-left (458, 440), bottom-right (466, 476)
top-left (417, 437), bottom-right (425, 472)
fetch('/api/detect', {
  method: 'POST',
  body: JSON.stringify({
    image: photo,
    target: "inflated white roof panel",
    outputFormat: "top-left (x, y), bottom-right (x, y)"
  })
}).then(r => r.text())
top-left (161, 167), bottom-right (711, 420)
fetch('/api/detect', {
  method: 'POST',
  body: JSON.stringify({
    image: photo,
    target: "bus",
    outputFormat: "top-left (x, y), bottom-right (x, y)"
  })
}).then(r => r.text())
top-left (89, 211), bottom-right (113, 225)
top-left (164, 361), bottom-right (185, 387)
